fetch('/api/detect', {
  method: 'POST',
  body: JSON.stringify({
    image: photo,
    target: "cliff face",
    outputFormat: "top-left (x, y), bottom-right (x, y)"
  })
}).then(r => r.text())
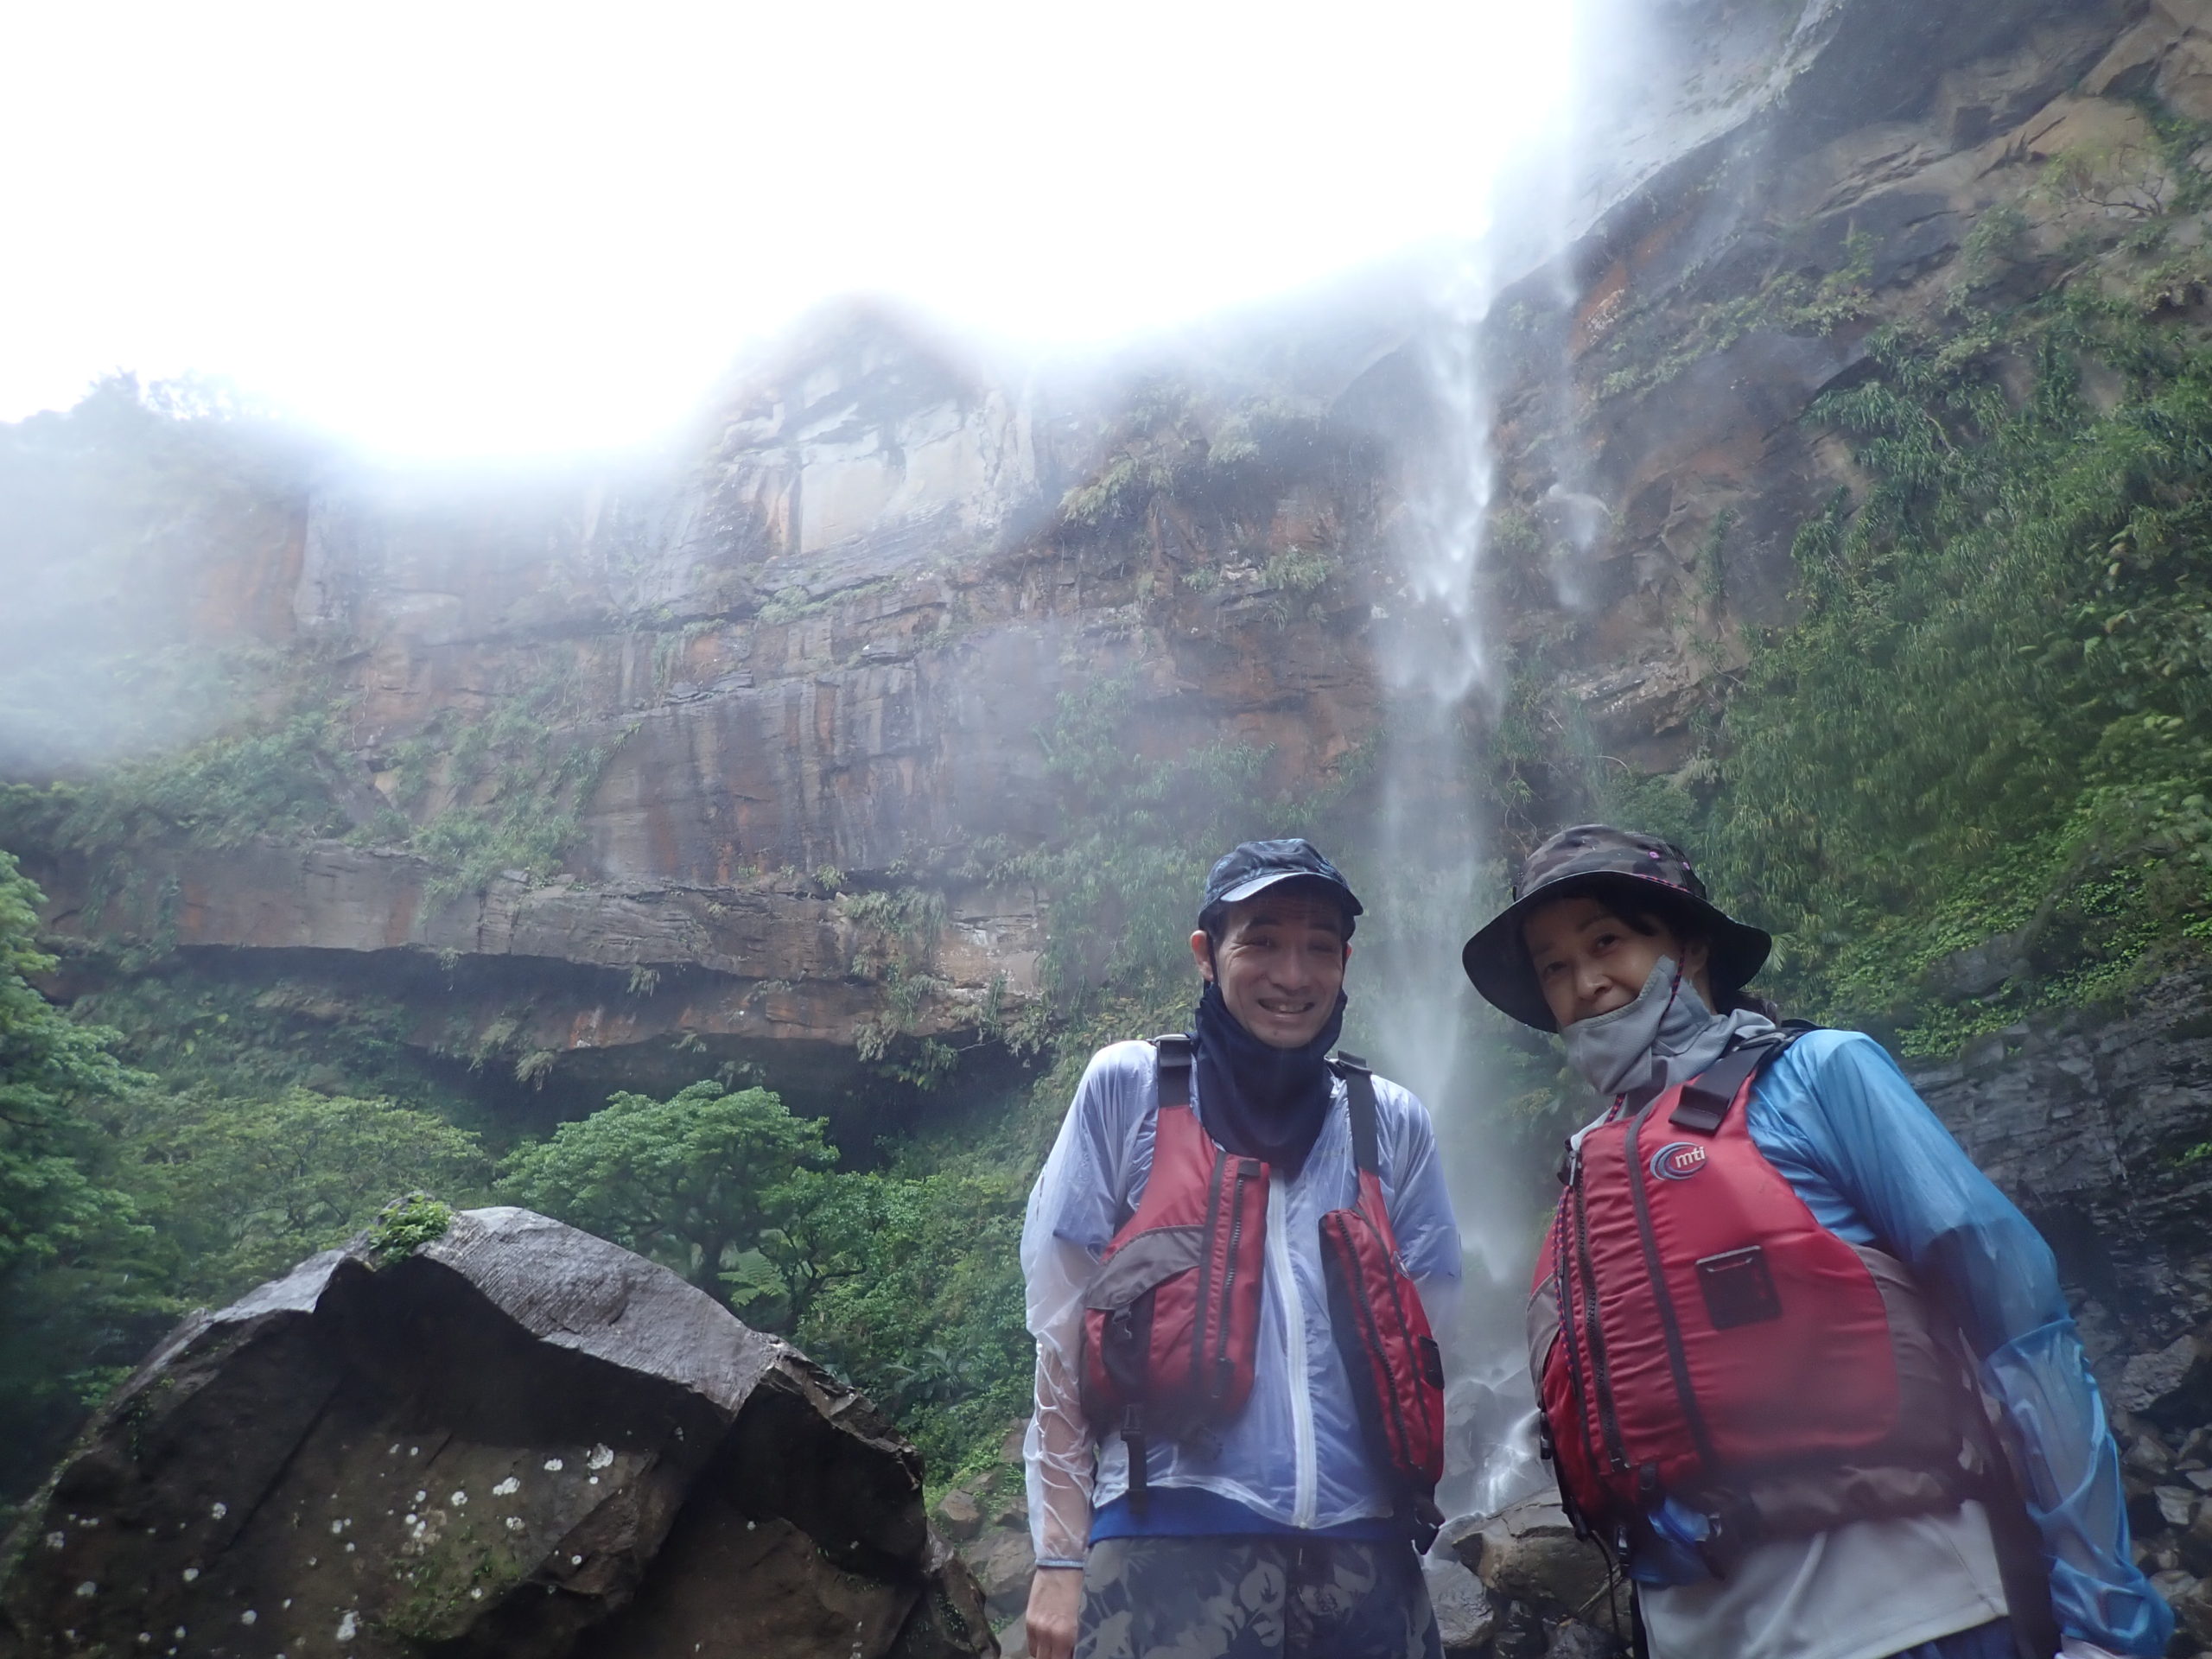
top-left (3, 0), bottom-right (2201, 1119)
top-left (13, 310), bottom-right (1394, 1101)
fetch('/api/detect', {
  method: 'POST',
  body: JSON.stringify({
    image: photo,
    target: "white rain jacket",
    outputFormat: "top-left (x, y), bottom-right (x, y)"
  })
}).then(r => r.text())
top-left (1021, 1038), bottom-right (1462, 1566)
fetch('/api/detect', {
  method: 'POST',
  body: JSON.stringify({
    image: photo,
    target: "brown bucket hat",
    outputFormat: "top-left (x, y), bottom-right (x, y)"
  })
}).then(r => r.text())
top-left (1460, 823), bottom-right (1772, 1032)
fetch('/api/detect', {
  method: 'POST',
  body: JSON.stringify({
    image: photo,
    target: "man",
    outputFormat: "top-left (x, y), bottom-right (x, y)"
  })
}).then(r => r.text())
top-left (1020, 839), bottom-right (1462, 1659)
top-left (1459, 823), bottom-right (2171, 1659)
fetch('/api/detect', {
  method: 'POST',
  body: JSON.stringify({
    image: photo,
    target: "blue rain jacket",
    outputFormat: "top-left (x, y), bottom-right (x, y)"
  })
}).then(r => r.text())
top-left (1636, 1029), bottom-right (2171, 1656)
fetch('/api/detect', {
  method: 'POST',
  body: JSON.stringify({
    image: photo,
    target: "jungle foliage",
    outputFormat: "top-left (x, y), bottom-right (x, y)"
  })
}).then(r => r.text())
top-left (1703, 268), bottom-right (2212, 1046)
top-left (1513, 191), bottom-right (2212, 1059)
top-left (0, 850), bottom-right (496, 1510)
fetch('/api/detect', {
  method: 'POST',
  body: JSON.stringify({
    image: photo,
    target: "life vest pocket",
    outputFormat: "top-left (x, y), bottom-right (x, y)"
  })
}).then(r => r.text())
top-left (1078, 1116), bottom-right (1268, 1440)
top-left (1320, 1199), bottom-right (1446, 1491)
top-left (1695, 1245), bottom-right (1782, 1329)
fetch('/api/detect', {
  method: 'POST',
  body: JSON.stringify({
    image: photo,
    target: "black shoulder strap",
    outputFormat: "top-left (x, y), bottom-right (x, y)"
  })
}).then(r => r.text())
top-left (1153, 1033), bottom-right (1193, 1109)
top-left (1331, 1052), bottom-right (1380, 1176)
top-left (1666, 1027), bottom-right (1807, 1134)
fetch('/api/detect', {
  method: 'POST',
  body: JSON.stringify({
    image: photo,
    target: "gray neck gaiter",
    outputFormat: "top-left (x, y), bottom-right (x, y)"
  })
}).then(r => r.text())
top-left (1560, 958), bottom-right (1777, 1112)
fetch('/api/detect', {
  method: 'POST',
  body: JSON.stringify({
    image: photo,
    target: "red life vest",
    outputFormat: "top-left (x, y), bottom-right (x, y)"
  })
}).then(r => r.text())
top-left (1531, 1033), bottom-right (1974, 1559)
top-left (1080, 1036), bottom-right (1446, 1536)
top-left (1080, 1036), bottom-right (1271, 1472)
top-left (1319, 1052), bottom-right (1447, 1524)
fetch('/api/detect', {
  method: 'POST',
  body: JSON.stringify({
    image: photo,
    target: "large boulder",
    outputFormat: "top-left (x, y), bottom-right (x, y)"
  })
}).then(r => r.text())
top-left (0, 1206), bottom-right (993, 1659)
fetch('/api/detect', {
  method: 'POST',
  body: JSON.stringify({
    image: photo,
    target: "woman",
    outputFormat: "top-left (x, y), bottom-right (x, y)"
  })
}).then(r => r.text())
top-left (1459, 825), bottom-right (2169, 1659)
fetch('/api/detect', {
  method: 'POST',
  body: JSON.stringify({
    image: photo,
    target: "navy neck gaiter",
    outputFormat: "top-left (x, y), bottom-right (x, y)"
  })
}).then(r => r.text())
top-left (1190, 979), bottom-right (1347, 1175)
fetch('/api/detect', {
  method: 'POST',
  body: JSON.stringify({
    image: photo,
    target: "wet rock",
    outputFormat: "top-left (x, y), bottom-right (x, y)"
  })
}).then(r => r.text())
top-left (2129, 1478), bottom-right (2175, 1540)
top-left (890, 1538), bottom-right (998, 1659)
top-left (1437, 1510), bottom-right (1490, 1567)
top-left (1911, 974), bottom-right (2212, 1375)
top-left (2158, 1486), bottom-right (2202, 1529)
top-left (1421, 1554), bottom-right (1495, 1655)
top-left (1546, 1618), bottom-right (1625, 1659)
top-left (968, 1525), bottom-right (1038, 1626)
top-left (935, 1491), bottom-right (983, 1543)
top-left (2126, 1428), bottom-right (2176, 1479)
top-left (2179, 1504), bottom-right (2212, 1576)
top-left (1924, 930), bottom-right (2031, 1003)
top-left (0, 1208), bottom-right (993, 1659)
top-left (2173, 1570), bottom-right (2212, 1648)
top-left (2120, 1334), bottom-right (2212, 1427)
top-left (1491, 1597), bottom-right (1551, 1659)
top-left (1453, 1496), bottom-right (1623, 1627)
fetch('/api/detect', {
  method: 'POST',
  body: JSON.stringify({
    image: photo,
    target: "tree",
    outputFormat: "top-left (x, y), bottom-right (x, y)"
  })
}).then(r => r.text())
top-left (0, 849), bottom-right (160, 1501)
top-left (793, 1167), bottom-right (1031, 1479)
top-left (497, 1082), bottom-right (835, 1312)
top-left (122, 1086), bottom-right (490, 1300)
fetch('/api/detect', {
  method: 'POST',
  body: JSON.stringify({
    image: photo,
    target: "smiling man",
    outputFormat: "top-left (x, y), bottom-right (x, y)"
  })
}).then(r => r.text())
top-left (1019, 839), bottom-right (1462, 1659)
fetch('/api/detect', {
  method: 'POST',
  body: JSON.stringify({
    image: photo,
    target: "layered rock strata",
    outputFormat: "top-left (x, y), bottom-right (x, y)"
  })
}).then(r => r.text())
top-left (17, 0), bottom-right (2193, 1099)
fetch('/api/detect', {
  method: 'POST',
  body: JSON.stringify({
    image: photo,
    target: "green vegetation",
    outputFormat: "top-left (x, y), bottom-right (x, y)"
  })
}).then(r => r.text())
top-left (0, 850), bottom-right (157, 1500)
top-left (0, 851), bottom-right (493, 1510)
top-left (1503, 196), bottom-right (2212, 1058)
top-left (840, 885), bottom-right (962, 1089)
top-left (376, 659), bottom-right (619, 899)
top-left (499, 1082), bottom-right (836, 1304)
top-left (1595, 231), bottom-right (1877, 403)
top-left (1700, 276), bottom-right (2212, 1046)
top-left (367, 1192), bottom-right (454, 1266)
top-left (1058, 385), bottom-right (1363, 548)
top-left (0, 650), bottom-right (620, 920)
top-left (130, 1088), bottom-right (487, 1296)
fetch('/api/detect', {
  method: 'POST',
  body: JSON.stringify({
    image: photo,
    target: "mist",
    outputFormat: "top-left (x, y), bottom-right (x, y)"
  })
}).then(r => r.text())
top-left (3, 0), bottom-right (1595, 459)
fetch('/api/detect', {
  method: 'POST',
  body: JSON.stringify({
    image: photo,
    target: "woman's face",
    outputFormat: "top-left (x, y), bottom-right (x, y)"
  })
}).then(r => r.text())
top-left (1522, 894), bottom-right (1711, 1030)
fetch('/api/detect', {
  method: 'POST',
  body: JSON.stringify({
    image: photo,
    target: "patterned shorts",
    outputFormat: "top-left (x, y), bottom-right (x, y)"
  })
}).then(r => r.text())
top-left (1073, 1535), bottom-right (1443, 1659)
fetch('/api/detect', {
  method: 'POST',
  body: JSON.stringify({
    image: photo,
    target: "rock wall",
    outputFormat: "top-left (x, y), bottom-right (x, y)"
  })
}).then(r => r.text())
top-left (11, 301), bottom-right (1395, 1103)
top-left (1916, 971), bottom-right (2212, 1650)
top-left (11, 0), bottom-right (2198, 1111)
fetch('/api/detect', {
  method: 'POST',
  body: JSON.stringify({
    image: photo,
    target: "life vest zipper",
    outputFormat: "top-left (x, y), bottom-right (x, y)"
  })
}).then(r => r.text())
top-left (1211, 1159), bottom-right (1258, 1396)
top-left (1624, 1106), bottom-right (1719, 1474)
top-left (1570, 1159), bottom-right (1630, 1472)
top-left (1548, 1195), bottom-right (1606, 1511)
top-left (1367, 1174), bottom-right (1432, 1451)
top-left (1190, 1146), bottom-right (1230, 1397)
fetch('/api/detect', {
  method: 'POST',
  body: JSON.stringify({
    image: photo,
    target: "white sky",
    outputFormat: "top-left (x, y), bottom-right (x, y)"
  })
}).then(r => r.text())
top-left (1, 2), bottom-right (1577, 457)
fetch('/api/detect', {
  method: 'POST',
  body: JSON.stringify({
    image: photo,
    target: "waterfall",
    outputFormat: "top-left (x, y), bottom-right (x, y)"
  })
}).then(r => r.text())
top-left (1338, 0), bottom-right (1656, 1523)
top-left (1345, 242), bottom-right (1557, 1522)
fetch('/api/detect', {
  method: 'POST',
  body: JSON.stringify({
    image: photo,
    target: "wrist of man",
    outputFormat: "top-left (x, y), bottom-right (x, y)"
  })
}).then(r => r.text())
top-left (1034, 1558), bottom-right (1086, 1572)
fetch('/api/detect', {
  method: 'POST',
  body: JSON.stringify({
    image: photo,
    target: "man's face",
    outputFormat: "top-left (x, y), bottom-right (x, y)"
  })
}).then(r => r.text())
top-left (1522, 893), bottom-right (1708, 1030)
top-left (1190, 887), bottom-right (1351, 1050)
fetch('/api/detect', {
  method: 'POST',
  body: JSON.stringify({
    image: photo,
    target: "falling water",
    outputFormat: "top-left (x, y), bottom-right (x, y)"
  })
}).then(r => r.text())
top-left (1343, 235), bottom-right (1555, 1522)
top-left (1338, 0), bottom-right (1685, 1523)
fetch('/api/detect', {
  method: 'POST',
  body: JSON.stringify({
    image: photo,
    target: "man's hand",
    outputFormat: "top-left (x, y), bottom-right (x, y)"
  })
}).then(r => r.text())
top-left (1026, 1565), bottom-right (1084, 1659)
